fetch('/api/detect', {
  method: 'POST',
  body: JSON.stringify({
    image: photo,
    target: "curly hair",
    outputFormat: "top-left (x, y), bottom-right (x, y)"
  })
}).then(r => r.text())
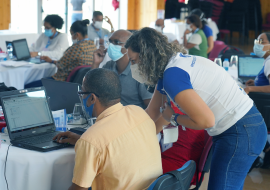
top-left (125, 27), bottom-right (187, 86)
top-left (44, 15), bottom-right (64, 29)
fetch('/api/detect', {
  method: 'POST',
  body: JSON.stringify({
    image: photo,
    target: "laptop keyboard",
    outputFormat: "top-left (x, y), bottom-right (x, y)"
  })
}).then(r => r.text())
top-left (20, 132), bottom-right (60, 145)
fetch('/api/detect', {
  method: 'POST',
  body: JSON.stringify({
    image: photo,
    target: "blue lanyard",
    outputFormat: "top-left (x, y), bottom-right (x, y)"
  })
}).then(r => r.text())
top-left (45, 32), bottom-right (59, 48)
top-left (194, 28), bottom-right (199, 34)
top-left (92, 24), bottom-right (102, 38)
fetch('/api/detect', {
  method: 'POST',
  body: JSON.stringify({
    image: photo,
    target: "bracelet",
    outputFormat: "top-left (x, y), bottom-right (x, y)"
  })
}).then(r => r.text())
top-left (111, 28), bottom-right (114, 31)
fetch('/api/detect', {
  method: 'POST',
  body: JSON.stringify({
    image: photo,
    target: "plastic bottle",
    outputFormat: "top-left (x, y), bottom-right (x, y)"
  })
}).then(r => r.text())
top-left (223, 58), bottom-right (229, 71)
top-left (1, 127), bottom-right (8, 134)
top-left (6, 43), bottom-right (13, 59)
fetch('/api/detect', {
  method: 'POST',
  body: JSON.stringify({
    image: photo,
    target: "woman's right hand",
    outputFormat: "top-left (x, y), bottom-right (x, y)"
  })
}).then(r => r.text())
top-left (246, 79), bottom-right (255, 86)
top-left (184, 29), bottom-right (191, 35)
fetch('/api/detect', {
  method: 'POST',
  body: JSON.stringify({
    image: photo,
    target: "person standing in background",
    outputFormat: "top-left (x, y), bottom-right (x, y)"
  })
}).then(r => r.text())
top-left (70, 0), bottom-right (86, 24)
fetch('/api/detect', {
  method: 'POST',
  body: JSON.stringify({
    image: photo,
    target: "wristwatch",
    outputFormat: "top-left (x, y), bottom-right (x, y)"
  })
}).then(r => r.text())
top-left (170, 114), bottom-right (180, 126)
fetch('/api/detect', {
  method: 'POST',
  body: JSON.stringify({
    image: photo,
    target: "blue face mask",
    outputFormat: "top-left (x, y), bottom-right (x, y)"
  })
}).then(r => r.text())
top-left (44, 29), bottom-right (54, 37)
top-left (107, 43), bottom-right (126, 61)
top-left (253, 43), bottom-right (267, 58)
top-left (83, 94), bottom-right (94, 118)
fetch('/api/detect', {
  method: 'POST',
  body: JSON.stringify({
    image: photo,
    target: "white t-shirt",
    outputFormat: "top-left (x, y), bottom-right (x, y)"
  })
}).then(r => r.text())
top-left (188, 34), bottom-right (202, 50)
top-left (163, 33), bottom-right (177, 43)
top-left (29, 33), bottom-right (69, 60)
top-left (157, 53), bottom-right (253, 136)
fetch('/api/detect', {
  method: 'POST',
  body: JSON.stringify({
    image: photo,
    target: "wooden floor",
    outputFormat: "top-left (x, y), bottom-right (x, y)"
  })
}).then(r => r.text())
top-left (196, 168), bottom-right (270, 190)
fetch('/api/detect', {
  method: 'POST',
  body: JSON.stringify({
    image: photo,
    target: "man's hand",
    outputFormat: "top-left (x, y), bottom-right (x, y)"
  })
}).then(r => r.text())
top-left (244, 86), bottom-right (250, 94)
top-left (53, 131), bottom-right (81, 145)
top-left (30, 52), bottom-right (38, 57)
top-left (93, 48), bottom-right (107, 68)
top-left (161, 102), bottom-right (175, 122)
top-left (40, 56), bottom-right (52, 63)
top-left (246, 79), bottom-right (255, 86)
top-left (104, 16), bottom-right (112, 26)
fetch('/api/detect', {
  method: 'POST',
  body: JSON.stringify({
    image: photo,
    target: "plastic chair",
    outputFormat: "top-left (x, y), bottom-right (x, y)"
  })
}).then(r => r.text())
top-left (148, 160), bottom-right (196, 190)
top-left (191, 132), bottom-right (213, 190)
top-left (208, 40), bottom-right (227, 60)
top-left (66, 65), bottom-right (91, 83)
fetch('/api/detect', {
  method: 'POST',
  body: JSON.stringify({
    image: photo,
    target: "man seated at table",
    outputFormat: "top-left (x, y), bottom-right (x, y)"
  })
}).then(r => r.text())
top-left (53, 68), bottom-right (162, 190)
top-left (91, 30), bottom-right (152, 109)
top-left (155, 19), bottom-right (178, 44)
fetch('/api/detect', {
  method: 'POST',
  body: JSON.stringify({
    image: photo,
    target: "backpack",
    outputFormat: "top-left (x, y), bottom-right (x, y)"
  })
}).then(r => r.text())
top-left (218, 45), bottom-right (245, 62)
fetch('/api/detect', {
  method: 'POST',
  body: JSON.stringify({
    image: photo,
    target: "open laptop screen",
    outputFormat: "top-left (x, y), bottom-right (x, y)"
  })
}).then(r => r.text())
top-left (2, 90), bottom-right (54, 134)
top-left (12, 39), bottom-right (31, 60)
top-left (238, 57), bottom-right (264, 77)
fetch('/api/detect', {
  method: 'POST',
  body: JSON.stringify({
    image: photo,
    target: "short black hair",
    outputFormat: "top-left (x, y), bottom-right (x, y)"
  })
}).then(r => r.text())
top-left (265, 32), bottom-right (270, 42)
top-left (93, 11), bottom-right (103, 18)
top-left (185, 14), bottom-right (202, 29)
top-left (44, 15), bottom-right (64, 29)
top-left (190, 9), bottom-right (207, 28)
top-left (84, 69), bottom-right (121, 107)
top-left (70, 19), bottom-right (90, 37)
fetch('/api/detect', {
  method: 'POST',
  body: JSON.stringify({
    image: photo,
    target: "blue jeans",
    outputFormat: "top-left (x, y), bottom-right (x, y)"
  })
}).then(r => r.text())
top-left (71, 13), bottom-right (83, 24)
top-left (208, 106), bottom-right (267, 190)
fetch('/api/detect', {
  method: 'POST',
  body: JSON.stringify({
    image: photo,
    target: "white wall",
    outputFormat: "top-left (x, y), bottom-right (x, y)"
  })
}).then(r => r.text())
top-left (119, 0), bottom-right (128, 30)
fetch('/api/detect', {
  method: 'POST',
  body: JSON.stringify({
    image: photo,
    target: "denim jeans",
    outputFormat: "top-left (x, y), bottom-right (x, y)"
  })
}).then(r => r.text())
top-left (208, 106), bottom-right (267, 190)
top-left (71, 13), bottom-right (83, 24)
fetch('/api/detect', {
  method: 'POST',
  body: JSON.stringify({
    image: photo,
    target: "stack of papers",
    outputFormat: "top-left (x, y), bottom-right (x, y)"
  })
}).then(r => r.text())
top-left (1, 60), bottom-right (33, 67)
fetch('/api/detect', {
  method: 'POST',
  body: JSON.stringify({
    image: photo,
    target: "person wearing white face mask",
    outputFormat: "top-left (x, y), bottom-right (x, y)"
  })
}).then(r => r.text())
top-left (91, 30), bottom-right (152, 109)
top-left (183, 15), bottom-right (208, 58)
top-left (155, 19), bottom-right (178, 44)
top-left (88, 11), bottom-right (114, 43)
top-left (245, 33), bottom-right (270, 93)
top-left (29, 15), bottom-right (69, 60)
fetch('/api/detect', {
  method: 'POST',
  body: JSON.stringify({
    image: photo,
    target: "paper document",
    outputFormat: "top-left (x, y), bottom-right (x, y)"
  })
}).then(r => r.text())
top-left (1, 60), bottom-right (33, 67)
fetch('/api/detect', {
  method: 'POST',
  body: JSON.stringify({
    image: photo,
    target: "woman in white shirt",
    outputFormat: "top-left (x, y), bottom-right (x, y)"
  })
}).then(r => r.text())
top-left (30, 15), bottom-right (69, 60)
top-left (125, 27), bottom-right (267, 190)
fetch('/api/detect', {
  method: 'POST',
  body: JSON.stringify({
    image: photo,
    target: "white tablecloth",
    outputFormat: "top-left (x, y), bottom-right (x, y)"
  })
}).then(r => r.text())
top-left (150, 18), bottom-right (219, 43)
top-left (0, 61), bottom-right (57, 90)
top-left (0, 132), bottom-right (75, 190)
top-left (0, 32), bottom-right (39, 52)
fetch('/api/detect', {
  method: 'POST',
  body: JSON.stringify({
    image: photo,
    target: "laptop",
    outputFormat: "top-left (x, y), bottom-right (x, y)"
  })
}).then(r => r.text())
top-left (0, 87), bottom-right (72, 152)
top-left (41, 79), bottom-right (81, 114)
top-left (6, 39), bottom-right (45, 64)
top-left (238, 55), bottom-right (264, 83)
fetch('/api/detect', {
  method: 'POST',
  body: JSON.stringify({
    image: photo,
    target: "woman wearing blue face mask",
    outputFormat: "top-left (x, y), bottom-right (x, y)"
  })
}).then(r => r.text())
top-left (29, 15), bottom-right (69, 60)
top-left (245, 32), bottom-right (270, 94)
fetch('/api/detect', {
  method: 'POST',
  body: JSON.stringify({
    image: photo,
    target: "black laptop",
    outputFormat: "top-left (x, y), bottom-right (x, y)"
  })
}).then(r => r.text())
top-left (238, 55), bottom-right (264, 83)
top-left (41, 79), bottom-right (81, 114)
top-left (0, 87), bottom-right (72, 152)
top-left (6, 39), bottom-right (45, 64)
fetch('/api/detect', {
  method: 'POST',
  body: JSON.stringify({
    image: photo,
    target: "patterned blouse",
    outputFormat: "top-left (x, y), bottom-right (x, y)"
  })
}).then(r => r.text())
top-left (52, 40), bottom-right (96, 81)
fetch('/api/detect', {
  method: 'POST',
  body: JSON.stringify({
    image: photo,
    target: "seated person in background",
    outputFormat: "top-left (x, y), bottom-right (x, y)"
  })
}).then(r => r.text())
top-left (190, 9), bottom-right (214, 54)
top-left (155, 19), bottom-right (178, 44)
top-left (53, 68), bottom-right (162, 190)
top-left (91, 30), bottom-right (152, 109)
top-left (183, 15), bottom-right (208, 58)
top-left (25, 19), bottom-right (95, 88)
top-left (29, 15), bottom-right (69, 60)
top-left (88, 11), bottom-right (114, 44)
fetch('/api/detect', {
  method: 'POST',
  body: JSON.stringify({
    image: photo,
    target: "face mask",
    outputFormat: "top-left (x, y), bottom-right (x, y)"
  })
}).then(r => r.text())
top-left (155, 26), bottom-right (163, 33)
top-left (94, 21), bottom-right (103, 29)
top-left (107, 43), bottom-right (126, 61)
top-left (186, 24), bottom-right (192, 31)
top-left (83, 94), bottom-right (94, 118)
top-left (253, 43), bottom-right (267, 58)
top-left (130, 64), bottom-right (148, 84)
top-left (45, 29), bottom-right (54, 37)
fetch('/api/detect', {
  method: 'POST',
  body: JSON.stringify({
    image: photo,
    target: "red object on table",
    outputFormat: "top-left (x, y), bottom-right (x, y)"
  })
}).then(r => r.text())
top-left (161, 101), bottom-right (205, 185)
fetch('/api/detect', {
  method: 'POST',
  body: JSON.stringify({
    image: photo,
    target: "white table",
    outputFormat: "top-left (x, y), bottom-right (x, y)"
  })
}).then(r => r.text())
top-left (0, 124), bottom-right (86, 190)
top-left (0, 32), bottom-right (40, 52)
top-left (150, 18), bottom-right (219, 43)
top-left (0, 61), bottom-right (57, 90)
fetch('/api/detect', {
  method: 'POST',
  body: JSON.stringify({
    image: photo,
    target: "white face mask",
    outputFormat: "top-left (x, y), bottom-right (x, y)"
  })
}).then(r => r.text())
top-left (155, 26), bottom-right (163, 33)
top-left (94, 21), bottom-right (103, 29)
top-left (186, 24), bottom-right (192, 31)
top-left (130, 64), bottom-right (148, 84)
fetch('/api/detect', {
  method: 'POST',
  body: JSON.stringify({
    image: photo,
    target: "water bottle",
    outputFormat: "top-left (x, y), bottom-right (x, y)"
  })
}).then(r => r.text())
top-left (1, 127), bottom-right (8, 134)
top-left (7, 43), bottom-right (13, 59)
top-left (223, 58), bottom-right (229, 71)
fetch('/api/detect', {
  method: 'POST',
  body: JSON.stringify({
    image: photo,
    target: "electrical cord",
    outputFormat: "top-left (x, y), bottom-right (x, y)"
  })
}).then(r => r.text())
top-left (4, 144), bottom-right (11, 190)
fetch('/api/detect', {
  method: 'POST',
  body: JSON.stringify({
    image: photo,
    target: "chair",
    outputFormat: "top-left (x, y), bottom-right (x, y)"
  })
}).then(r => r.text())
top-left (262, 13), bottom-right (270, 31)
top-left (148, 160), bottom-right (196, 190)
top-left (208, 40), bottom-right (227, 59)
top-left (191, 132), bottom-right (213, 190)
top-left (66, 65), bottom-right (91, 84)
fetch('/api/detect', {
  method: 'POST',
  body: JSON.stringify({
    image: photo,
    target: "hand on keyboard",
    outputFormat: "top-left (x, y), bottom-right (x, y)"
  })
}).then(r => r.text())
top-left (53, 131), bottom-right (81, 145)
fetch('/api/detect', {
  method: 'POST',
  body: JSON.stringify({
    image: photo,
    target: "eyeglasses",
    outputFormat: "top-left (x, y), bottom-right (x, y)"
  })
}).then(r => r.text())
top-left (77, 91), bottom-right (99, 98)
top-left (109, 39), bottom-right (125, 45)
top-left (254, 39), bottom-right (263, 44)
